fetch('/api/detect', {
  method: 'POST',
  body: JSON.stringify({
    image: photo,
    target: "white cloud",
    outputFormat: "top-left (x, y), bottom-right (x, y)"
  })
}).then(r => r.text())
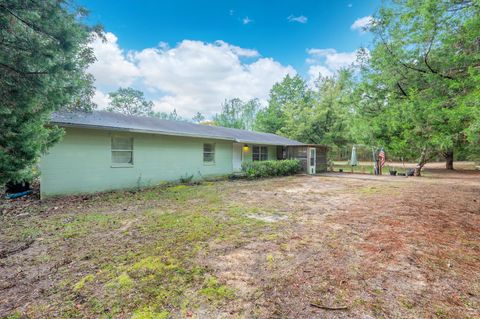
top-left (134, 41), bottom-right (295, 116)
top-left (92, 90), bottom-right (110, 110)
top-left (307, 65), bottom-right (333, 87)
top-left (287, 15), bottom-right (308, 24)
top-left (307, 48), bottom-right (337, 58)
top-left (158, 41), bottom-right (169, 50)
top-left (351, 16), bottom-right (373, 32)
top-left (242, 16), bottom-right (253, 25)
top-left (214, 40), bottom-right (259, 57)
top-left (308, 65), bottom-right (333, 79)
top-left (305, 47), bottom-right (366, 85)
top-left (88, 32), bottom-right (140, 88)
top-left (88, 33), bottom-right (295, 117)
top-left (307, 48), bottom-right (359, 70)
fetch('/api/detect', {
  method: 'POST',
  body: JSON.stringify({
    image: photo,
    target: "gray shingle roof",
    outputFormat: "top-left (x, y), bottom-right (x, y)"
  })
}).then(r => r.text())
top-left (51, 111), bottom-right (304, 146)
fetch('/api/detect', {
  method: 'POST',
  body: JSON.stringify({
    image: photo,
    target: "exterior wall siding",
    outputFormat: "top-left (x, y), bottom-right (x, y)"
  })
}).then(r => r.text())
top-left (40, 128), bottom-right (233, 197)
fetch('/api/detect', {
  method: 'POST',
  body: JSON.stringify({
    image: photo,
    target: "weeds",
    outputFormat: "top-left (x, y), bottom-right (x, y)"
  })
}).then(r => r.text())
top-left (73, 274), bottom-right (95, 292)
top-left (2, 173), bottom-right (479, 318)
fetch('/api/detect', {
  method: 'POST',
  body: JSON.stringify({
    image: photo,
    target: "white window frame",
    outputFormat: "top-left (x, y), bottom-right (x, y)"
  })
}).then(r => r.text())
top-left (111, 136), bottom-right (134, 167)
top-left (253, 146), bottom-right (268, 161)
top-left (203, 143), bottom-right (216, 165)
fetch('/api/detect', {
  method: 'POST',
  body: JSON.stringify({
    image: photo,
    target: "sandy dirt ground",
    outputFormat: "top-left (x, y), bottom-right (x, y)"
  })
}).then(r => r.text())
top-left (209, 170), bottom-right (480, 318)
top-left (1, 168), bottom-right (479, 318)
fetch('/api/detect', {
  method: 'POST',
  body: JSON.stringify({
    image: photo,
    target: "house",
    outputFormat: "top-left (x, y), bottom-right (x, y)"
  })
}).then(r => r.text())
top-left (39, 111), bottom-right (327, 197)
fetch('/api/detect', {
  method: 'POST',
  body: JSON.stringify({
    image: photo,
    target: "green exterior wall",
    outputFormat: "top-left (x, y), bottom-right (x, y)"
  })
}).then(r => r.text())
top-left (40, 128), bottom-right (234, 197)
top-left (40, 128), bottom-right (288, 198)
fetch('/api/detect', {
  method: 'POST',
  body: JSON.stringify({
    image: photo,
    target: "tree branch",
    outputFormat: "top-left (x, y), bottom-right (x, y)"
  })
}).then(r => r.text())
top-left (424, 25), bottom-right (437, 74)
top-left (379, 30), bottom-right (454, 80)
top-left (0, 4), bottom-right (59, 43)
top-left (423, 25), bottom-right (455, 79)
top-left (0, 62), bottom-right (48, 75)
top-left (396, 82), bottom-right (408, 97)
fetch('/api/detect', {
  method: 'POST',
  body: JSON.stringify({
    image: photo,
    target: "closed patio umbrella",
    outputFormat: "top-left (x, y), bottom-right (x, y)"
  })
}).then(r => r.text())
top-left (350, 145), bottom-right (358, 169)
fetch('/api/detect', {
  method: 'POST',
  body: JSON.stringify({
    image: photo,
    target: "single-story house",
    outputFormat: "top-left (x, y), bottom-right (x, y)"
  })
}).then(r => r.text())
top-left (39, 111), bottom-right (327, 197)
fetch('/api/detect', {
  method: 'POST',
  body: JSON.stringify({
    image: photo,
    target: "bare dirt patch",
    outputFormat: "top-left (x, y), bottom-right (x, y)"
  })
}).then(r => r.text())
top-left (202, 172), bottom-right (480, 318)
top-left (1, 170), bottom-right (479, 318)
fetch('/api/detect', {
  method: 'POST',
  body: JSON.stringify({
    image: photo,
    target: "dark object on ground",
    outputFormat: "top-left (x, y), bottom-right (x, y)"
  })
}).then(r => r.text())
top-left (389, 170), bottom-right (397, 176)
top-left (229, 172), bottom-right (246, 180)
top-left (6, 181), bottom-right (31, 193)
top-left (6, 190), bottom-right (33, 199)
top-left (339, 169), bottom-right (343, 172)
top-left (310, 303), bottom-right (348, 311)
top-left (0, 239), bottom-right (34, 259)
top-left (406, 168), bottom-right (415, 176)
top-left (398, 173), bottom-right (406, 176)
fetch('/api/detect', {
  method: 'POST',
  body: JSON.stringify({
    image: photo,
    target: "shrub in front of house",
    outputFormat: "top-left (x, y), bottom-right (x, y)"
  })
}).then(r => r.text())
top-left (241, 159), bottom-right (301, 178)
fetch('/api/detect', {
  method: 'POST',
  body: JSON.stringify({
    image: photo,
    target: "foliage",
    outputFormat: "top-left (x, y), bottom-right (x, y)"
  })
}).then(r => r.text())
top-left (0, 0), bottom-right (100, 184)
top-left (213, 98), bottom-right (260, 130)
top-left (151, 108), bottom-right (185, 121)
top-left (179, 174), bottom-right (194, 184)
top-left (281, 70), bottom-right (355, 147)
top-left (192, 112), bottom-right (205, 123)
top-left (254, 72), bottom-right (354, 148)
top-left (352, 0), bottom-right (480, 170)
top-left (106, 87), bottom-right (186, 122)
top-left (107, 87), bottom-right (154, 116)
top-left (241, 160), bottom-right (301, 179)
top-left (255, 74), bottom-right (311, 134)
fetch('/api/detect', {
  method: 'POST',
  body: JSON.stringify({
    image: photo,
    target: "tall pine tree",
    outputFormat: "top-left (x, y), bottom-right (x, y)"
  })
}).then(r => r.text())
top-left (0, 0), bottom-right (100, 184)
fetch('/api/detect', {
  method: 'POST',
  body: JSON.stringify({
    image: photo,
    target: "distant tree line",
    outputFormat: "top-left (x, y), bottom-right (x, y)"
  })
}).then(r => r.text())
top-left (211, 0), bottom-right (480, 174)
top-left (1, 0), bottom-right (478, 185)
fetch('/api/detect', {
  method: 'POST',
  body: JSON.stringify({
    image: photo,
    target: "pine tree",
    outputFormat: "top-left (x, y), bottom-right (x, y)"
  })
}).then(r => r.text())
top-left (0, 0), bottom-right (100, 184)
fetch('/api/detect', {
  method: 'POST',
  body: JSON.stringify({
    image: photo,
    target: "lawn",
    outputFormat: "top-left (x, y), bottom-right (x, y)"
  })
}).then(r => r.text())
top-left (1, 169), bottom-right (479, 318)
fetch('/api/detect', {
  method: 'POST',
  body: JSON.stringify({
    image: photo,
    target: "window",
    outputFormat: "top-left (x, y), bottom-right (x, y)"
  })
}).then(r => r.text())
top-left (203, 143), bottom-right (215, 163)
top-left (111, 136), bottom-right (133, 165)
top-left (253, 146), bottom-right (268, 161)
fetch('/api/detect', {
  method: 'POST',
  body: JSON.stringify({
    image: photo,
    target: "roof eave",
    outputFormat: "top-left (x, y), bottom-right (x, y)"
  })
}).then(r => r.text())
top-left (234, 138), bottom-right (305, 146)
top-left (52, 122), bottom-right (236, 142)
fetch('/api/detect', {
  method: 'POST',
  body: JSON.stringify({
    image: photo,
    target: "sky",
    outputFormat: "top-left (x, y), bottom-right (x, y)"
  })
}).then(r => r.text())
top-left (79, 0), bottom-right (381, 118)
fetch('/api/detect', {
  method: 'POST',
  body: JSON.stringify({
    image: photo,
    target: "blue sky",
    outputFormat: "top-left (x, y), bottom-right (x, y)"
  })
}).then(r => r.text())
top-left (79, 0), bottom-right (381, 117)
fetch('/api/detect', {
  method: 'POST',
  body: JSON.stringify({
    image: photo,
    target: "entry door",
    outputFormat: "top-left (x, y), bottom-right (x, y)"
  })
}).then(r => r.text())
top-left (232, 143), bottom-right (243, 172)
top-left (309, 147), bottom-right (316, 174)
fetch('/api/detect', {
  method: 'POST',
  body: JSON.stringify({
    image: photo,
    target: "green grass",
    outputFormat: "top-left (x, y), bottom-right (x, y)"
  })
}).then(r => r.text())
top-left (73, 274), bottom-right (95, 292)
top-left (2, 182), bottom-right (276, 318)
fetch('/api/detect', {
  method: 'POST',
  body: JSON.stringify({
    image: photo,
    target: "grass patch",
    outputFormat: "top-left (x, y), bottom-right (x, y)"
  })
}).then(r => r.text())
top-left (131, 307), bottom-right (169, 319)
top-left (59, 213), bottom-right (115, 239)
top-left (200, 276), bottom-right (236, 302)
top-left (8, 183), bottom-right (272, 318)
top-left (73, 274), bottom-right (95, 292)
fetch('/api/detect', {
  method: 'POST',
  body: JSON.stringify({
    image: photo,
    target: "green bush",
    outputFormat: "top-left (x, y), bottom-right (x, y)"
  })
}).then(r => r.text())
top-left (241, 159), bottom-right (301, 179)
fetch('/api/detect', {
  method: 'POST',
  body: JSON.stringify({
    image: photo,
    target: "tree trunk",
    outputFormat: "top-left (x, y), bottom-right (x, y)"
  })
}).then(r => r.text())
top-left (444, 150), bottom-right (454, 170)
top-left (414, 148), bottom-right (428, 176)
